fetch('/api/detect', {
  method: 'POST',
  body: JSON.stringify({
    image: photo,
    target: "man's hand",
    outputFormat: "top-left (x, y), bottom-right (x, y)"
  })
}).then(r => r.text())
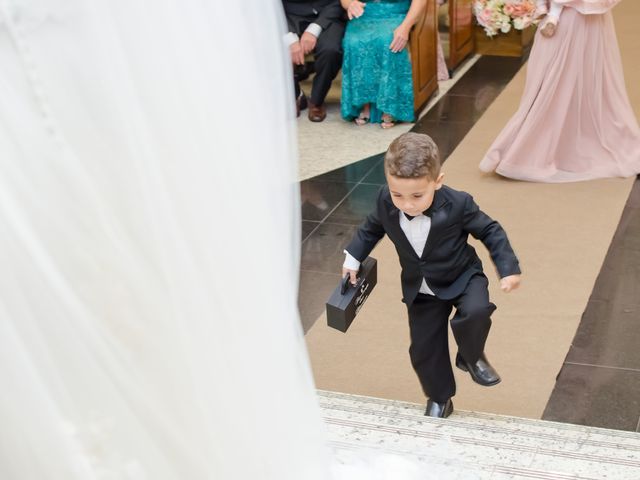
top-left (300, 31), bottom-right (317, 55)
top-left (500, 274), bottom-right (521, 293)
top-left (342, 267), bottom-right (359, 286)
top-left (290, 41), bottom-right (305, 65)
top-left (346, 0), bottom-right (366, 20)
top-left (389, 24), bottom-right (410, 53)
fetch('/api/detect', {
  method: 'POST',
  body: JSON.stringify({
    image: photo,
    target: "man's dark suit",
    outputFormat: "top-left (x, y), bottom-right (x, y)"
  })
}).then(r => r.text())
top-left (345, 184), bottom-right (521, 402)
top-left (282, 0), bottom-right (345, 106)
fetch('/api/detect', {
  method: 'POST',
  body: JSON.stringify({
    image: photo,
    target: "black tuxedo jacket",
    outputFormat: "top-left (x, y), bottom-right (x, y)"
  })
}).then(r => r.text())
top-left (345, 185), bottom-right (521, 305)
top-left (282, 0), bottom-right (344, 31)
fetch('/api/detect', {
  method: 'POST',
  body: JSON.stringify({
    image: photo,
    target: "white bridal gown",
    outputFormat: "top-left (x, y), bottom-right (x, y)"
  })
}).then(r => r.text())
top-left (0, 0), bottom-right (331, 478)
top-left (0, 0), bottom-right (428, 478)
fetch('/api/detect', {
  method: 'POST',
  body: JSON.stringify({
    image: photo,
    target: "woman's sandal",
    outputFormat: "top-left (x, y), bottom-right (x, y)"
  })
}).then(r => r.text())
top-left (381, 113), bottom-right (395, 129)
top-left (354, 112), bottom-right (370, 126)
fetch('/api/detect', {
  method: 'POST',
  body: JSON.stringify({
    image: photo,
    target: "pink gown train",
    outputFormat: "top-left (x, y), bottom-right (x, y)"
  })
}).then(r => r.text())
top-left (480, 5), bottom-right (640, 183)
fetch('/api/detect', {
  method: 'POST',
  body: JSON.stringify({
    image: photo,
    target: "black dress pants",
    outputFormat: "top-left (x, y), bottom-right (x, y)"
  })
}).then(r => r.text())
top-left (287, 16), bottom-right (344, 105)
top-left (407, 274), bottom-right (496, 403)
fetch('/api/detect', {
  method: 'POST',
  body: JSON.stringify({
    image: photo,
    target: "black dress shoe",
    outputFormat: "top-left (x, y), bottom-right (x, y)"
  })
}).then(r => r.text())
top-left (425, 398), bottom-right (453, 418)
top-left (296, 92), bottom-right (308, 118)
top-left (455, 352), bottom-right (501, 386)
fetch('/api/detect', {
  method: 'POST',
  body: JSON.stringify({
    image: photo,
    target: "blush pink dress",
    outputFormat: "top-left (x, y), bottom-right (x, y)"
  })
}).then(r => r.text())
top-left (480, 4), bottom-right (640, 183)
top-left (555, 0), bottom-right (621, 15)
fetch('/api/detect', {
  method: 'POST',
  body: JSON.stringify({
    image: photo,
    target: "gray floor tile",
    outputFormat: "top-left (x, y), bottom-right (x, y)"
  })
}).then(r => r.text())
top-left (313, 155), bottom-right (382, 184)
top-left (301, 180), bottom-right (356, 221)
top-left (542, 363), bottom-right (640, 432)
top-left (323, 184), bottom-right (381, 226)
top-left (302, 221), bottom-right (320, 242)
top-left (298, 269), bottom-right (342, 333)
top-left (300, 223), bottom-right (358, 274)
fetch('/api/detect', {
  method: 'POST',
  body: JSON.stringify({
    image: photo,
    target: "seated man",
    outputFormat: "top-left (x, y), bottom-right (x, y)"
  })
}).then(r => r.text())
top-left (283, 0), bottom-right (345, 122)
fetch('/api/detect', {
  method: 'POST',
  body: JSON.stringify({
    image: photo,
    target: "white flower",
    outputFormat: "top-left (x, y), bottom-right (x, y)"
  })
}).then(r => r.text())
top-left (475, 0), bottom-right (535, 36)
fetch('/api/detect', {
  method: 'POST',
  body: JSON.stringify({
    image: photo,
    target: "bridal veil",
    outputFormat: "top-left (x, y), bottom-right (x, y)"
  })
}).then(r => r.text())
top-left (0, 0), bottom-right (331, 478)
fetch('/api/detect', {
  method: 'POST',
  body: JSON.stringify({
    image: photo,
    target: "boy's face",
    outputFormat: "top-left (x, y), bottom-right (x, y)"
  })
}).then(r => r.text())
top-left (386, 172), bottom-right (444, 217)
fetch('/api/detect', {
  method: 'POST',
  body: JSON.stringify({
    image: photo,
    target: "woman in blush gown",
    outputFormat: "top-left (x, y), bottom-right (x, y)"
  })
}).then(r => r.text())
top-left (479, 0), bottom-right (640, 183)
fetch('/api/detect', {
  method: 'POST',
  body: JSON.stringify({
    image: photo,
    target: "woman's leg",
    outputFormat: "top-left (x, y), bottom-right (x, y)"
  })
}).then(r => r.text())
top-left (381, 113), bottom-right (396, 129)
top-left (355, 103), bottom-right (371, 125)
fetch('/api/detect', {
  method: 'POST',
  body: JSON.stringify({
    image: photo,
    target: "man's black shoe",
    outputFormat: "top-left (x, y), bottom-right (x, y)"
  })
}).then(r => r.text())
top-left (424, 398), bottom-right (453, 418)
top-left (296, 92), bottom-right (308, 118)
top-left (455, 352), bottom-right (501, 386)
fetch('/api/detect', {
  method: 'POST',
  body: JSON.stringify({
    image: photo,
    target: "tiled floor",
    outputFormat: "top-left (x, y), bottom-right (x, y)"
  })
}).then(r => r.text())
top-left (298, 54), bottom-right (640, 432)
top-left (543, 179), bottom-right (640, 432)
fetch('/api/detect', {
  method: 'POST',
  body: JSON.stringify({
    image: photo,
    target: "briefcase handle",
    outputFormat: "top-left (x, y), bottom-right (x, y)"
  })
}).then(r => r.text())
top-left (340, 274), bottom-right (351, 295)
top-left (341, 264), bottom-right (362, 294)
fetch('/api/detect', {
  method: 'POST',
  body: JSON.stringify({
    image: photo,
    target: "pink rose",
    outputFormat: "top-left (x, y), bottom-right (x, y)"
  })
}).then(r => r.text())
top-left (478, 9), bottom-right (493, 25)
top-left (504, 1), bottom-right (535, 17)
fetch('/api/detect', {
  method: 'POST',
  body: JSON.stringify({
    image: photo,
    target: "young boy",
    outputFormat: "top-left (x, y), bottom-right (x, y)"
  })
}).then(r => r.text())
top-left (342, 133), bottom-right (521, 418)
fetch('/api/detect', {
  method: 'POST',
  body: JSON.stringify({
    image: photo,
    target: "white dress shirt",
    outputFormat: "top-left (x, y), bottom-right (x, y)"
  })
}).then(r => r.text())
top-left (344, 213), bottom-right (436, 296)
top-left (284, 23), bottom-right (323, 47)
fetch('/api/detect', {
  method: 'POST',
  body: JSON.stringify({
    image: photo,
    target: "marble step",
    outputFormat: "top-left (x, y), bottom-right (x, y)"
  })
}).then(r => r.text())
top-left (319, 390), bottom-right (640, 480)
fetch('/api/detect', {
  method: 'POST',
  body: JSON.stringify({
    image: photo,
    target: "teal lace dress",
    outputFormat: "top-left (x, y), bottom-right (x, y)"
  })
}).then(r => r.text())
top-left (341, 0), bottom-right (414, 124)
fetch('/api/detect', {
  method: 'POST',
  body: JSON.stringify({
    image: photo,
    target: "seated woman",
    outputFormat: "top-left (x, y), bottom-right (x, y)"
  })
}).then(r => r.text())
top-left (340, 0), bottom-right (426, 128)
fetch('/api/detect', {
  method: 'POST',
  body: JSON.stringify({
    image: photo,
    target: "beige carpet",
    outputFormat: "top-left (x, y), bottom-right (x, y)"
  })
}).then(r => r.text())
top-left (305, 2), bottom-right (640, 419)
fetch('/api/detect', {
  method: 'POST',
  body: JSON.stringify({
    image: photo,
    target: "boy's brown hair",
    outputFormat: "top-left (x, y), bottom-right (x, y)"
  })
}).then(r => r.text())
top-left (384, 132), bottom-right (441, 180)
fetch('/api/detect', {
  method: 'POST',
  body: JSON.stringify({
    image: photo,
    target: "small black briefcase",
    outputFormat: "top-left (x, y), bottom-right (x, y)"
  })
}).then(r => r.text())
top-left (325, 257), bottom-right (377, 332)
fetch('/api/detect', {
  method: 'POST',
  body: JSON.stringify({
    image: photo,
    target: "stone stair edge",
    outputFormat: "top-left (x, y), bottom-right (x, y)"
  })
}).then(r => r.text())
top-left (317, 389), bottom-right (640, 440)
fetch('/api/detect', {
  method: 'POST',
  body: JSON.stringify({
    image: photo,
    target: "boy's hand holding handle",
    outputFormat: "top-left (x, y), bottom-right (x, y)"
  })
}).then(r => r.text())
top-left (342, 267), bottom-right (359, 286)
top-left (500, 274), bottom-right (521, 293)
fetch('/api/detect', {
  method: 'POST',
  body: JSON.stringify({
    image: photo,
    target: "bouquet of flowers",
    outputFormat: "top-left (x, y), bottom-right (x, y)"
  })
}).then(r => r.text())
top-left (473, 0), bottom-right (537, 37)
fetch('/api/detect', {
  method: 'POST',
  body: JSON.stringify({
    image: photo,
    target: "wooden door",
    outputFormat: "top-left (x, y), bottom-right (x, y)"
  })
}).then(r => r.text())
top-left (448, 0), bottom-right (474, 71)
top-left (410, 0), bottom-right (438, 115)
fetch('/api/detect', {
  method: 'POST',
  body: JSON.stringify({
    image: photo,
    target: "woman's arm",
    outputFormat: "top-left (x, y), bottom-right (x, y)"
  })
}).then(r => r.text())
top-left (390, 0), bottom-right (427, 52)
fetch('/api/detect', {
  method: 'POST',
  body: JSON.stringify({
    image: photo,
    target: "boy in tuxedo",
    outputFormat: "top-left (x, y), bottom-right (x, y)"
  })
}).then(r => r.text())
top-left (342, 132), bottom-right (521, 418)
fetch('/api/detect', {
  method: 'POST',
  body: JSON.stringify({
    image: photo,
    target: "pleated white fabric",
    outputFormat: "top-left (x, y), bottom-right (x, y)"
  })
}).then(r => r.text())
top-left (0, 1), bottom-right (332, 479)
